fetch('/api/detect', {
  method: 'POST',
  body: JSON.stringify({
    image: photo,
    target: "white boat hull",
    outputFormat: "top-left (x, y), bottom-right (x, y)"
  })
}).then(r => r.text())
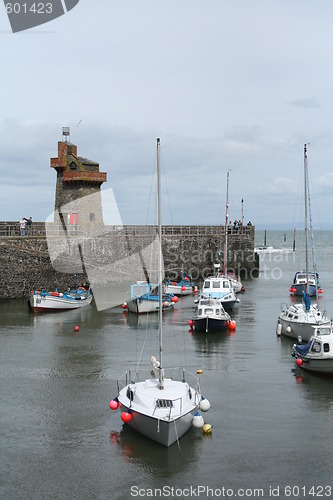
top-left (120, 404), bottom-right (195, 446)
top-left (164, 284), bottom-right (193, 296)
top-left (117, 376), bottom-right (201, 447)
top-left (127, 298), bottom-right (174, 314)
top-left (29, 291), bottom-right (93, 313)
top-left (277, 304), bottom-right (330, 342)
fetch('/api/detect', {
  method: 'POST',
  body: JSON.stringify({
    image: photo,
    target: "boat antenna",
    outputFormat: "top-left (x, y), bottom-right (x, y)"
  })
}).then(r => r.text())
top-left (223, 170), bottom-right (230, 276)
top-left (157, 138), bottom-right (164, 390)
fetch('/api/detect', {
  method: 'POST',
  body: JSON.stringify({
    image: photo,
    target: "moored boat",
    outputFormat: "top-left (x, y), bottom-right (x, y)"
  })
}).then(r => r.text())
top-left (126, 281), bottom-right (175, 314)
top-left (110, 138), bottom-right (210, 446)
top-left (165, 274), bottom-right (195, 296)
top-left (28, 287), bottom-right (93, 313)
top-left (292, 323), bottom-right (333, 375)
top-left (276, 144), bottom-right (329, 341)
top-left (289, 271), bottom-right (323, 297)
top-left (193, 297), bottom-right (231, 333)
top-left (199, 264), bottom-right (239, 311)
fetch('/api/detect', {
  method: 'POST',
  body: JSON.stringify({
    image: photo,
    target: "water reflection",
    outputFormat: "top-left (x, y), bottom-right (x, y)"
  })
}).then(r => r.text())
top-left (109, 425), bottom-right (202, 477)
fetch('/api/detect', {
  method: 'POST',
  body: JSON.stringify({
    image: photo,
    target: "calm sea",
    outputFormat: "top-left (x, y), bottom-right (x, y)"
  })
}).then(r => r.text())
top-left (1, 230), bottom-right (333, 500)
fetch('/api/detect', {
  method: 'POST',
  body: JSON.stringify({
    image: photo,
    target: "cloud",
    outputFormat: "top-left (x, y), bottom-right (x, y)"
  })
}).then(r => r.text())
top-left (288, 96), bottom-right (321, 109)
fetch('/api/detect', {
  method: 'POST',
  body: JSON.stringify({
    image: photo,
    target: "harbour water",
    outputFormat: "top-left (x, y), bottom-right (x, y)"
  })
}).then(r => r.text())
top-left (1, 230), bottom-right (333, 499)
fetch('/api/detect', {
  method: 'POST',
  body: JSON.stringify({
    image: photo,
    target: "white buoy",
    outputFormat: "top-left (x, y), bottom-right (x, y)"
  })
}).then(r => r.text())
top-left (276, 323), bottom-right (282, 336)
top-left (199, 397), bottom-right (211, 412)
top-left (286, 326), bottom-right (292, 334)
top-left (192, 412), bottom-right (204, 428)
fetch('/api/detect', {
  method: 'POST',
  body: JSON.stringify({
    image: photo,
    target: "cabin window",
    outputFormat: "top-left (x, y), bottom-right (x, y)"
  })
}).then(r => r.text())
top-left (223, 281), bottom-right (229, 288)
top-left (324, 343), bottom-right (330, 353)
top-left (156, 399), bottom-right (173, 408)
top-left (204, 282), bottom-right (211, 289)
top-left (215, 309), bottom-right (220, 315)
top-left (213, 281), bottom-right (220, 289)
top-left (318, 328), bottom-right (330, 336)
top-left (198, 309), bottom-right (202, 314)
top-left (204, 308), bottom-right (214, 314)
top-left (311, 341), bottom-right (321, 353)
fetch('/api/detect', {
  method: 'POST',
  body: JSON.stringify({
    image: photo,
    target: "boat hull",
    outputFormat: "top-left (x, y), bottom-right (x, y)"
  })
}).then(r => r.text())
top-left (290, 284), bottom-right (318, 297)
top-left (127, 298), bottom-right (174, 314)
top-left (277, 316), bottom-right (331, 342)
top-left (194, 317), bottom-right (229, 333)
top-left (164, 285), bottom-right (193, 296)
top-left (29, 292), bottom-right (92, 313)
top-left (295, 358), bottom-right (333, 376)
top-left (119, 404), bottom-right (196, 446)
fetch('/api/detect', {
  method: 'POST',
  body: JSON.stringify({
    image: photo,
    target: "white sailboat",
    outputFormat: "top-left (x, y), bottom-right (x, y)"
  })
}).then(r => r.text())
top-left (276, 144), bottom-right (330, 341)
top-left (110, 138), bottom-right (209, 446)
top-left (219, 171), bottom-right (244, 294)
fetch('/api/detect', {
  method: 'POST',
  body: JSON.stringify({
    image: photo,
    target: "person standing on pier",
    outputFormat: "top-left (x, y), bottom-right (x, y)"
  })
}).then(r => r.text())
top-left (24, 216), bottom-right (32, 235)
top-left (19, 217), bottom-right (25, 236)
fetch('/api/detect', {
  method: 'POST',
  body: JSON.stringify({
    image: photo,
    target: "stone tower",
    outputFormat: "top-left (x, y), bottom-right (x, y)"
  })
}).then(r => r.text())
top-left (50, 127), bottom-right (107, 233)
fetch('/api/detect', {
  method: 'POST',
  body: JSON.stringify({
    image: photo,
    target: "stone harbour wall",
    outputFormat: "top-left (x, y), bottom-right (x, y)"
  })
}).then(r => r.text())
top-left (0, 223), bottom-right (258, 299)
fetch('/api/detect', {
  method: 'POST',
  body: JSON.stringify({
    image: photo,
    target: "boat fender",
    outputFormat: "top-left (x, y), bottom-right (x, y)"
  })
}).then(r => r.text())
top-left (286, 326), bottom-right (292, 333)
top-left (192, 412), bottom-right (204, 428)
top-left (276, 322), bottom-right (282, 336)
top-left (200, 397), bottom-right (211, 412)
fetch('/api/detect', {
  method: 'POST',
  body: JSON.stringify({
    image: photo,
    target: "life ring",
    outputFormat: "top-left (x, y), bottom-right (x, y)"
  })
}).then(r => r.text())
top-left (78, 286), bottom-right (85, 291)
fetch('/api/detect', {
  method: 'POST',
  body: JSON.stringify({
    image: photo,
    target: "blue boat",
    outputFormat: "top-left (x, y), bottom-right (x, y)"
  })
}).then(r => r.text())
top-left (289, 271), bottom-right (323, 297)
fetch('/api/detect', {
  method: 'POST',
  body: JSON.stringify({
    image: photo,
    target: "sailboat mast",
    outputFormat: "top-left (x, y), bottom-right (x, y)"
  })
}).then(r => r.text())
top-left (223, 171), bottom-right (230, 275)
top-left (157, 138), bottom-right (164, 389)
top-left (304, 144), bottom-right (309, 295)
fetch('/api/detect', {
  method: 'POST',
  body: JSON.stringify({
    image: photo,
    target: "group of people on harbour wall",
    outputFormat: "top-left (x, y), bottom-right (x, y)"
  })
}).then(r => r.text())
top-left (19, 217), bottom-right (32, 236)
top-left (228, 220), bottom-right (252, 234)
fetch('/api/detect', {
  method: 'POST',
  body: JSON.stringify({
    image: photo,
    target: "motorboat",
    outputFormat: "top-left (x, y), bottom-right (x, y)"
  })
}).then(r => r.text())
top-left (291, 323), bottom-right (333, 375)
top-left (200, 264), bottom-right (239, 311)
top-left (289, 271), bottom-right (323, 297)
top-left (193, 297), bottom-right (231, 333)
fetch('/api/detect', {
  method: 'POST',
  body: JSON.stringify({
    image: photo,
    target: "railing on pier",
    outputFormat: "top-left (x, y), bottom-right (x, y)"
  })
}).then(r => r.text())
top-left (0, 221), bottom-right (254, 238)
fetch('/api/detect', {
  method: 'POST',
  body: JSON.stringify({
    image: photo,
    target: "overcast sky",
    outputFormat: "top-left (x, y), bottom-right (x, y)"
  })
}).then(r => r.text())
top-left (1, 1), bottom-right (333, 229)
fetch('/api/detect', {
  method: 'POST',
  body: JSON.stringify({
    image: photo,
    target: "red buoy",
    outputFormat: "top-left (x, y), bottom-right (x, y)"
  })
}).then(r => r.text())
top-left (296, 358), bottom-right (303, 367)
top-left (171, 296), bottom-right (179, 303)
top-left (109, 399), bottom-right (119, 410)
top-left (228, 320), bottom-right (236, 331)
top-left (74, 325), bottom-right (80, 332)
top-left (188, 319), bottom-right (194, 327)
top-left (181, 286), bottom-right (186, 291)
top-left (121, 411), bottom-right (132, 423)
